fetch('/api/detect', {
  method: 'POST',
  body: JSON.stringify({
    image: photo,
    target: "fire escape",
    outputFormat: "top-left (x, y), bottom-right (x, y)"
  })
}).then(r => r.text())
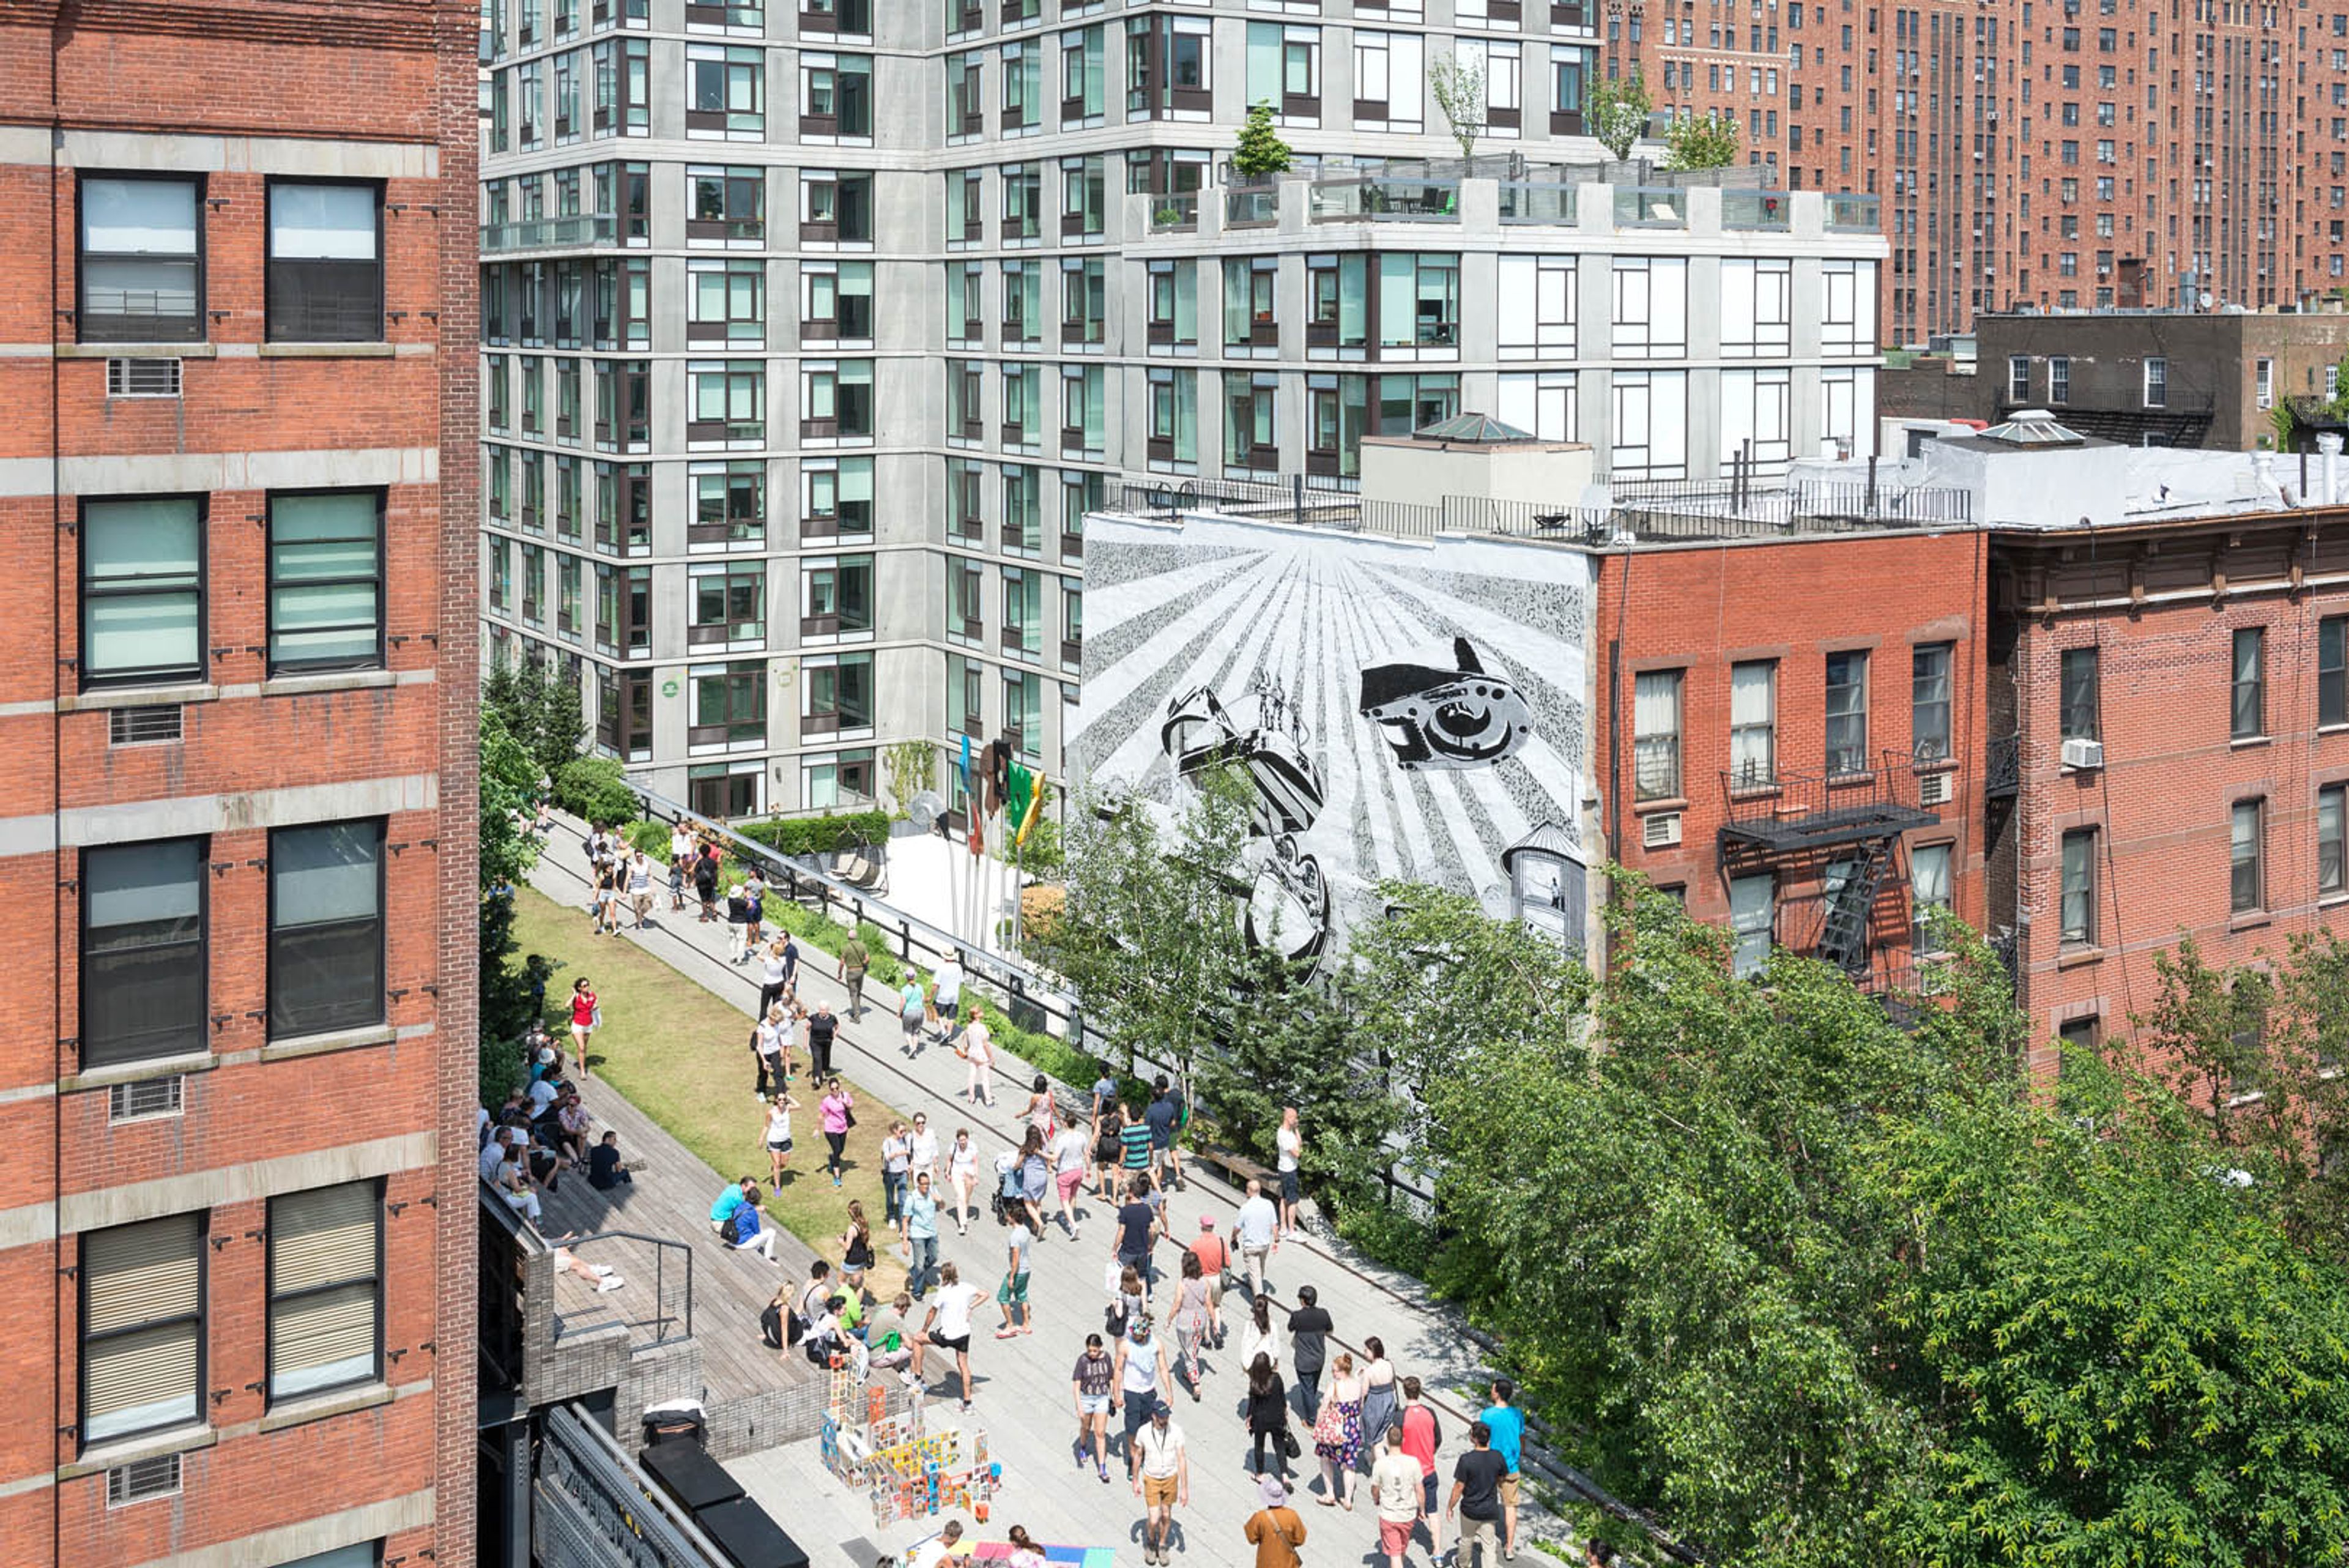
top-left (1719, 750), bottom-right (1942, 984)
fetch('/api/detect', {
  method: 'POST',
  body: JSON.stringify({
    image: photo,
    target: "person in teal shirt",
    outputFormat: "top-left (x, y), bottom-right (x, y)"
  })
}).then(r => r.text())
top-left (1479, 1378), bottom-right (1527, 1559)
top-left (903, 1170), bottom-right (941, 1299)
top-left (711, 1176), bottom-right (757, 1228)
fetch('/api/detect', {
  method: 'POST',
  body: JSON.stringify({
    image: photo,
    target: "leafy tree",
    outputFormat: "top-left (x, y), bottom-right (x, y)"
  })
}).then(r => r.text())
top-left (1232, 102), bottom-right (1293, 178)
top-left (1428, 51), bottom-right (1487, 163)
top-left (1661, 110), bottom-right (1740, 170)
top-left (552, 756), bottom-right (642, 827)
top-left (484, 654), bottom-right (587, 782)
top-left (478, 704), bottom-right (546, 1109)
top-left (1584, 73), bottom-right (1653, 161)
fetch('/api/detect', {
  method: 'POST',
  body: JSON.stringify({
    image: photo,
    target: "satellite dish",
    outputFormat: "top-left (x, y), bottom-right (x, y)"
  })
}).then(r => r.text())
top-left (908, 790), bottom-right (947, 833)
top-left (2199, 292), bottom-right (2215, 309)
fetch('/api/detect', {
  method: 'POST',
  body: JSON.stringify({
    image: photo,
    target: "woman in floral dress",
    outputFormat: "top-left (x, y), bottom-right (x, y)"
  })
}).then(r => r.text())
top-left (1312, 1350), bottom-right (1365, 1509)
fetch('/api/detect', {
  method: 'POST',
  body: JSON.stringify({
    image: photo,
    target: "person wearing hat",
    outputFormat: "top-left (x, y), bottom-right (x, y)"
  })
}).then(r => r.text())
top-left (1187, 1214), bottom-right (1231, 1347)
top-left (1244, 1473), bottom-right (1308, 1568)
top-left (1130, 1400), bottom-right (1189, 1566)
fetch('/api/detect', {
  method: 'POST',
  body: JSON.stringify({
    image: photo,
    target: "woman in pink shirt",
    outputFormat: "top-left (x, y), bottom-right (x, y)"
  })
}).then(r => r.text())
top-left (818, 1079), bottom-right (855, 1188)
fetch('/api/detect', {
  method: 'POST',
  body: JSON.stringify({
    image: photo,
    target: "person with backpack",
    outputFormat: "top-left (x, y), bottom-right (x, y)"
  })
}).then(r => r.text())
top-left (710, 1178), bottom-right (778, 1262)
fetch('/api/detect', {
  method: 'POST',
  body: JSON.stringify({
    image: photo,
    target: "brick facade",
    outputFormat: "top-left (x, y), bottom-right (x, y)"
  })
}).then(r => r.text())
top-left (0, 4), bottom-right (476, 1565)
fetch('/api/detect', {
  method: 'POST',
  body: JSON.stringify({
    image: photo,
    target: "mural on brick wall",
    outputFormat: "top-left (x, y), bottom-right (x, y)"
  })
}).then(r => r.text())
top-left (1071, 513), bottom-right (1595, 970)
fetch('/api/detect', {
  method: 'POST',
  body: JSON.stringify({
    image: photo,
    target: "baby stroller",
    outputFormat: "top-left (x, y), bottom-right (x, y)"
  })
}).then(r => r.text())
top-left (991, 1150), bottom-right (1022, 1227)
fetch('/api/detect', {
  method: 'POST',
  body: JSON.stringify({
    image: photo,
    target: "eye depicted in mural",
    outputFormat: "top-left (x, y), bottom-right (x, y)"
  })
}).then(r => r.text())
top-left (1358, 636), bottom-right (1534, 771)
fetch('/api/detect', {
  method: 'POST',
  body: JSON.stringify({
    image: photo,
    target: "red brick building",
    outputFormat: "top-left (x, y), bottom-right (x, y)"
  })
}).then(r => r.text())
top-left (1989, 506), bottom-right (2349, 1078)
top-left (0, 4), bottom-right (477, 1566)
top-left (1596, 522), bottom-right (1989, 991)
top-left (1608, 0), bottom-right (2345, 347)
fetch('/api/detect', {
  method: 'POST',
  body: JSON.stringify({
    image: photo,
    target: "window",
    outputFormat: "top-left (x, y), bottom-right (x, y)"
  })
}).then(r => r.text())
top-left (265, 182), bottom-right (382, 343)
top-left (268, 491), bottom-right (384, 674)
top-left (2232, 626), bottom-right (2265, 739)
top-left (688, 762), bottom-right (759, 820)
top-left (804, 748), bottom-right (876, 809)
top-left (802, 261), bottom-right (873, 342)
top-left (688, 360), bottom-right (763, 443)
top-left (2143, 355), bottom-right (2168, 408)
top-left (1609, 258), bottom-right (1688, 358)
top-left (2060, 828), bottom-right (2097, 945)
top-left (78, 174), bottom-right (203, 343)
top-left (2323, 617), bottom-right (2347, 727)
top-left (2060, 647), bottom-right (2101, 740)
top-left (687, 166), bottom-right (763, 242)
top-left (801, 555), bottom-right (873, 636)
top-left (1729, 873), bottom-right (1774, 978)
top-left (1720, 259), bottom-right (1791, 359)
top-left (804, 652), bottom-right (874, 734)
top-left (81, 839), bottom-right (206, 1070)
top-left (2256, 357), bottom-right (2274, 410)
top-left (688, 259), bottom-right (763, 344)
top-left (1729, 661), bottom-right (1776, 787)
top-left (2323, 784), bottom-right (2347, 897)
top-left (689, 460), bottom-right (763, 548)
top-left (1911, 842), bottom-right (1952, 950)
top-left (688, 45), bottom-right (765, 136)
top-left (689, 563), bottom-right (765, 645)
top-left (2048, 355), bottom-right (2069, 404)
top-left (1633, 670), bottom-right (1683, 800)
top-left (268, 821), bottom-right (385, 1039)
top-left (81, 1214), bottom-right (204, 1446)
top-left (690, 660), bottom-right (766, 746)
top-left (2057, 1015), bottom-right (2099, 1054)
top-left (2008, 354), bottom-right (2030, 401)
top-left (267, 1183), bottom-right (382, 1402)
top-left (2230, 800), bottom-right (2265, 913)
top-left (81, 497), bottom-right (202, 687)
top-left (1911, 642), bottom-right (1951, 762)
top-left (803, 457), bottom-right (872, 538)
top-left (1825, 650), bottom-right (1869, 775)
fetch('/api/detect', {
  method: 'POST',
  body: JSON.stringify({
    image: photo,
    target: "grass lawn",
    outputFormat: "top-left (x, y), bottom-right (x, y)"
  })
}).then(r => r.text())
top-left (510, 885), bottom-right (910, 1298)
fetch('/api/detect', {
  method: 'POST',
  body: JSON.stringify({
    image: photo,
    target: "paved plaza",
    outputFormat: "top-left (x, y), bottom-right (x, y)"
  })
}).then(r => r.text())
top-left (525, 819), bottom-right (1545, 1564)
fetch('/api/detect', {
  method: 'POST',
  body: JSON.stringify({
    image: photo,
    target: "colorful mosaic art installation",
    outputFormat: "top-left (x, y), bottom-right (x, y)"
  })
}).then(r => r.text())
top-left (820, 1364), bottom-right (1002, 1531)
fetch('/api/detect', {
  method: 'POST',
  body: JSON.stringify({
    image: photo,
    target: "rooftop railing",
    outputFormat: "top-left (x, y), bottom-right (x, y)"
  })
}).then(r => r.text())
top-left (1825, 193), bottom-right (1881, 231)
top-left (1721, 188), bottom-right (1793, 231)
top-left (1497, 181), bottom-right (1579, 224)
top-left (1225, 184), bottom-right (1280, 228)
top-left (481, 213), bottom-right (617, 253)
top-left (1613, 187), bottom-right (1688, 228)
top-left (1308, 176), bottom-right (1462, 222)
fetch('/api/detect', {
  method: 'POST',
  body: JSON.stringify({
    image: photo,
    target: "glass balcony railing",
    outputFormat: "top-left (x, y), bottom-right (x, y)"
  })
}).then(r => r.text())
top-left (1497, 182), bottom-right (1578, 224)
top-left (1148, 192), bottom-right (1197, 233)
top-left (1826, 194), bottom-right (1881, 232)
top-left (482, 214), bottom-right (617, 253)
top-left (1612, 187), bottom-right (1687, 228)
top-left (1721, 189), bottom-right (1792, 231)
top-left (1225, 185), bottom-right (1279, 228)
top-left (1308, 177), bottom-right (1461, 222)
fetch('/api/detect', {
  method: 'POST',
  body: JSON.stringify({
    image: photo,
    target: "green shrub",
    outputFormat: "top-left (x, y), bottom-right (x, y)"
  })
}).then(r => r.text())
top-left (1335, 1202), bottom-right (1441, 1276)
top-left (735, 810), bottom-right (890, 857)
top-left (554, 757), bottom-right (641, 827)
top-left (856, 920), bottom-right (905, 986)
top-left (625, 819), bottom-right (671, 856)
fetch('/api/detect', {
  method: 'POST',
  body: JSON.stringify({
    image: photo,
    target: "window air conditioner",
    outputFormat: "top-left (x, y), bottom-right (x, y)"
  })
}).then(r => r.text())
top-left (1642, 811), bottom-right (1683, 849)
top-left (2060, 735), bottom-right (2104, 770)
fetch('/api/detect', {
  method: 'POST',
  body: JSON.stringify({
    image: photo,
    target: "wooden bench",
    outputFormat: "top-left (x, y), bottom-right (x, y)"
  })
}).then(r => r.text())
top-left (1191, 1143), bottom-right (1275, 1194)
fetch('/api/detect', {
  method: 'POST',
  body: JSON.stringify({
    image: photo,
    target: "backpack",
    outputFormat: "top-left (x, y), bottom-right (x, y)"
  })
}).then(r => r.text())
top-left (719, 1210), bottom-right (747, 1245)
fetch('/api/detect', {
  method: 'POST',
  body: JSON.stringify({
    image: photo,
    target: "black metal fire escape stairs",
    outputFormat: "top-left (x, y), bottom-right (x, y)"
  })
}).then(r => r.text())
top-left (1719, 750), bottom-right (1941, 979)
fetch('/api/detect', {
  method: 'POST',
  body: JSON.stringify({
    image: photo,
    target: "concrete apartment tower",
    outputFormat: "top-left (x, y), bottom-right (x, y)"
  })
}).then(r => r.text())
top-left (477, 0), bottom-right (1888, 817)
top-left (0, 4), bottom-right (480, 1566)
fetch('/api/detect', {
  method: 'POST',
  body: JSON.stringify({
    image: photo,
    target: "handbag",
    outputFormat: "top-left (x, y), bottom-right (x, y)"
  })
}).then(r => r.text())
top-left (589, 1006), bottom-right (603, 1030)
top-left (1312, 1399), bottom-right (1346, 1447)
top-left (1280, 1425), bottom-right (1302, 1461)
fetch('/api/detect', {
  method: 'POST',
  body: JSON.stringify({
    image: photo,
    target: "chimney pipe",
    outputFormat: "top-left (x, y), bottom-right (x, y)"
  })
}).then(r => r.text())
top-left (2319, 431), bottom-right (2343, 505)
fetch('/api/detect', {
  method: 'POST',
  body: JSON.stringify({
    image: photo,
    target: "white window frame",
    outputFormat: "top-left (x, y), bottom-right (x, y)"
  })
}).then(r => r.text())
top-left (1497, 255), bottom-right (1575, 359)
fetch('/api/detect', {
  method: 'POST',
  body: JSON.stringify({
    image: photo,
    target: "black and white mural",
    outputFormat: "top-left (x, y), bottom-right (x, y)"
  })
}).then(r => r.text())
top-left (1071, 513), bottom-right (1596, 968)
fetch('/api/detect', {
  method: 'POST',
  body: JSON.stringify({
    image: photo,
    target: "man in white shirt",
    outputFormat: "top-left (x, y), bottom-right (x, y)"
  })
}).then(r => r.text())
top-left (479, 1127), bottom-right (516, 1184)
top-left (932, 953), bottom-right (965, 1046)
top-left (907, 1261), bottom-right (985, 1411)
top-left (627, 850), bottom-right (655, 929)
top-left (1235, 1178), bottom-right (1280, 1300)
top-left (1370, 1425), bottom-right (1428, 1568)
top-left (904, 1521), bottom-right (964, 1568)
top-left (1130, 1405), bottom-right (1190, 1567)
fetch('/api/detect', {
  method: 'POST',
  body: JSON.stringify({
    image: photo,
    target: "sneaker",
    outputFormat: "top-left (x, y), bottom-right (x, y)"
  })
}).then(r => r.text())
top-left (596, 1275), bottom-right (626, 1293)
top-left (899, 1372), bottom-right (919, 1387)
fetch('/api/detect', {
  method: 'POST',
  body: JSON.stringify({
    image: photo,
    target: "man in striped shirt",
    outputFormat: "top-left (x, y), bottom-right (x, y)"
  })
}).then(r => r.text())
top-left (1118, 1101), bottom-right (1153, 1191)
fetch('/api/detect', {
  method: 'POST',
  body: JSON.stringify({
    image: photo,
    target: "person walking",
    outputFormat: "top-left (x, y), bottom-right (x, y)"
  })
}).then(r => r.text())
top-left (758, 938), bottom-right (793, 1017)
top-left (1113, 1175), bottom-right (1161, 1301)
top-left (778, 929), bottom-right (800, 990)
top-left (932, 951), bottom-right (965, 1047)
top-left (568, 976), bottom-right (598, 1080)
top-left (992, 1211), bottom-right (1036, 1339)
top-left (880, 1121), bottom-right (912, 1232)
top-left (1239, 1296), bottom-right (1280, 1378)
top-left (1236, 1179), bottom-right (1279, 1299)
top-left (1116, 1100), bottom-right (1152, 1188)
top-left (752, 1005), bottom-right (790, 1099)
top-left (1480, 1378), bottom-right (1528, 1560)
top-left (668, 822), bottom-right (695, 905)
top-left (1023, 1075), bottom-right (1056, 1140)
top-left (806, 1000), bottom-right (837, 1083)
top-left (960, 1006), bottom-right (995, 1105)
top-left (724, 884), bottom-right (753, 962)
top-left (837, 931), bottom-right (870, 1019)
top-left (1274, 1106), bottom-right (1303, 1238)
top-left (1244, 1351), bottom-right (1294, 1479)
top-left (907, 1110), bottom-right (940, 1192)
top-left (627, 849), bottom-right (655, 929)
top-left (1312, 1351), bottom-right (1365, 1509)
top-left (1091, 1096), bottom-right (1124, 1200)
top-left (818, 1079), bottom-right (855, 1187)
top-left (1187, 1216), bottom-right (1230, 1347)
top-left (898, 975), bottom-right (927, 1055)
top-left (1286, 1285), bottom-right (1333, 1424)
top-left (1242, 1475), bottom-right (1307, 1568)
top-left (759, 1090), bottom-right (800, 1194)
top-left (1398, 1375), bottom-right (1445, 1561)
top-left (1143, 1077), bottom-right (1180, 1189)
top-left (1359, 1335), bottom-right (1399, 1455)
top-left (1070, 1332), bottom-right (1117, 1482)
top-left (1017, 1128), bottom-right (1050, 1235)
top-left (1446, 1420), bottom-right (1508, 1568)
top-left (1048, 1114), bottom-right (1089, 1239)
top-left (837, 1200), bottom-right (876, 1282)
top-left (1371, 1426), bottom-right (1427, 1568)
top-left (907, 1260), bottom-right (984, 1411)
top-left (740, 869), bottom-right (766, 949)
top-left (1129, 1403), bottom-right (1189, 1567)
top-left (1112, 1318), bottom-right (1172, 1462)
top-left (692, 846), bottom-right (719, 922)
top-left (946, 1126), bottom-right (980, 1236)
top-left (903, 1170), bottom-right (941, 1298)
top-left (1163, 1250), bottom-right (1215, 1400)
